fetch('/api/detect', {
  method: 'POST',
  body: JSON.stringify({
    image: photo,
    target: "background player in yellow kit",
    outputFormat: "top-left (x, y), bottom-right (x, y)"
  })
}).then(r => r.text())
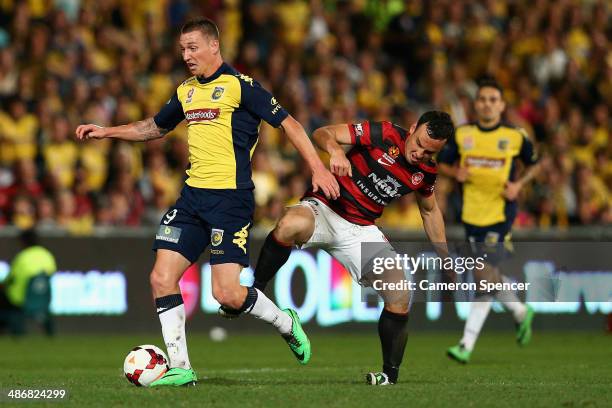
top-left (438, 78), bottom-right (540, 363)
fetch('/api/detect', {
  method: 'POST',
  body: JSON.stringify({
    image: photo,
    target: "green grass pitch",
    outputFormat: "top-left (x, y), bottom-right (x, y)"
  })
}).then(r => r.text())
top-left (1, 331), bottom-right (610, 407)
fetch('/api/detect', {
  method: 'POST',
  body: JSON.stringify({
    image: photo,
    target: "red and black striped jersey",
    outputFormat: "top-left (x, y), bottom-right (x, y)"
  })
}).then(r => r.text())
top-left (305, 121), bottom-right (437, 226)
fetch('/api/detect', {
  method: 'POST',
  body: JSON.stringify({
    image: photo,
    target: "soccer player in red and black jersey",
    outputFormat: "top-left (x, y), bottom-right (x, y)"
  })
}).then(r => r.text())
top-left (222, 111), bottom-right (455, 385)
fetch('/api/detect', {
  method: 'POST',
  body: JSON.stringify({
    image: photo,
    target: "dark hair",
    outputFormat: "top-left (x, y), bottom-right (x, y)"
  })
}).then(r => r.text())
top-left (477, 77), bottom-right (504, 96)
top-left (181, 18), bottom-right (219, 40)
top-left (416, 111), bottom-right (455, 141)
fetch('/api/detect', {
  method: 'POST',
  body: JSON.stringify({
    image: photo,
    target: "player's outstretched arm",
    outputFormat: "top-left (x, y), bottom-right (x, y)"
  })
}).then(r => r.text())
top-left (280, 115), bottom-right (340, 199)
top-left (416, 192), bottom-right (449, 257)
top-left (75, 118), bottom-right (170, 142)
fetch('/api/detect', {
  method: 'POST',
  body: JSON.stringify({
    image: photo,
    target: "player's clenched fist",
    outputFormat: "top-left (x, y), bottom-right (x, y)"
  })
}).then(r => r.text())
top-left (75, 124), bottom-right (106, 140)
top-left (329, 150), bottom-right (352, 178)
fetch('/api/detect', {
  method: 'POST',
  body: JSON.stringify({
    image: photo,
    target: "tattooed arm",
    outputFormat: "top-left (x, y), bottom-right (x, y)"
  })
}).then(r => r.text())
top-left (75, 118), bottom-right (169, 142)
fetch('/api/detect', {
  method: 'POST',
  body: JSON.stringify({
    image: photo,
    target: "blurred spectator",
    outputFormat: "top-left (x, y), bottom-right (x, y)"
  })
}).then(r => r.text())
top-left (43, 115), bottom-right (78, 190)
top-left (0, 0), bottom-right (608, 232)
top-left (379, 195), bottom-right (423, 229)
top-left (0, 97), bottom-right (39, 166)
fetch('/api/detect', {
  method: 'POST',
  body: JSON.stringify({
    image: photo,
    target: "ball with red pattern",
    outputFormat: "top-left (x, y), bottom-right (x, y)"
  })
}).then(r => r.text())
top-left (123, 345), bottom-right (169, 387)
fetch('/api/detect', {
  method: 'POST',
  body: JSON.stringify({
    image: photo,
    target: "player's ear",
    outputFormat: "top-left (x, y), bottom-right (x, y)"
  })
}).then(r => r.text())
top-left (209, 37), bottom-right (220, 54)
top-left (409, 123), bottom-right (417, 136)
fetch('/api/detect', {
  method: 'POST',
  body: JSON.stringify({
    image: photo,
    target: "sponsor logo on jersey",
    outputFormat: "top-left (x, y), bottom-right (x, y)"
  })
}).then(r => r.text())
top-left (271, 97), bottom-right (283, 114)
top-left (388, 146), bottom-right (400, 159)
top-left (211, 86), bottom-right (224, 101)
top-left (211, 229), bottom-right (224, 246)
top-left (185, 108), bottom-right (220, 123)
top-left (465, 156), bottom-right (506, 168)
top-left (186, 88), bottom-right (195, 103)
top-left (232, 223), bottom-right (251, 254)
top-left (237, 73), bottom-right (254, 86)
top-left (377, 152), bottom-right (396, 167)
top-left (368, 173), bottom-right (401, 199)
top-left (353, 123), bottom-right (364, 137)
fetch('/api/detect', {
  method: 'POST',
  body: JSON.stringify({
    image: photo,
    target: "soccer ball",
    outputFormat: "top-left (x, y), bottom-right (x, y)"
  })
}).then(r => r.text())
top-left (123, 345), bottom-right (169, 387)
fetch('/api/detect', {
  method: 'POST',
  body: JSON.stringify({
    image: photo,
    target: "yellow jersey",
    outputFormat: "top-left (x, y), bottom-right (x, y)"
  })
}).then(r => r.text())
top-left (153, 63), bottom-right (288, 189)
top-left (439, 122), bottom-right (538, 226)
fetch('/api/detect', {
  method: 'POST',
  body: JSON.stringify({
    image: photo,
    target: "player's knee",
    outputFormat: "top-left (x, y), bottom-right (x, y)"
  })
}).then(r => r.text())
top-left (384, 302), bottom-right (410, 315)
top-left (275, 210), bottom-right (312, 244)
top-left (212, 285), bottom-right (244, 309)
top-left (274, 216), bottom-right (298, 244)
top-left (150, 268), bottom-right (177, 293)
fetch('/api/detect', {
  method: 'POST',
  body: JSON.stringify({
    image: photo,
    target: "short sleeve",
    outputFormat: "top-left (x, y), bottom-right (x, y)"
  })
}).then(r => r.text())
top-left (239, 78), bottom-right (289, 128)
top-left (518, 130), bottom-right (538, 165)
top-left (418, 169), bottom-right (437, 197)
top-left (437, 133), bottom-right (459, 164)
top-left (348, 121), bottom-right (370, 146)
top-left (347, 121), bottom-right (386, 147)
top-left (153, 92), bottom-right (184, 131)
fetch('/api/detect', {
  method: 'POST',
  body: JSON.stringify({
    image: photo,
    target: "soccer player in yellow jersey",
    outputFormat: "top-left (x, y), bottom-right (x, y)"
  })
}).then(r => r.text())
top-left (438, 79), bottom-right (540, 363)
top-left (76, 18), bottom-right (339, 386)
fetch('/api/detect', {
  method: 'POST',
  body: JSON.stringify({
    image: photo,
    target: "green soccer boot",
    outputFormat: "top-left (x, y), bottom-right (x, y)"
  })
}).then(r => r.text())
top-left (516, 305), bottom-right (535, 346)
top-left (282, 309), bottom-right (311, 365)
top-left (447, 344), bottom-right (471, 364)
top-left (149, 367), bottom-right (197, 387)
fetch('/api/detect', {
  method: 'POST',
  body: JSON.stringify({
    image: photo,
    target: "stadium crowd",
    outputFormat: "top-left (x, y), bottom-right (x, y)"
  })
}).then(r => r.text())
top-left (0, 0), bottom-right (609, 234)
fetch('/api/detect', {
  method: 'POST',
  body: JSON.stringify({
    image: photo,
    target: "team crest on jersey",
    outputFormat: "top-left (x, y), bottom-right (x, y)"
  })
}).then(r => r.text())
top-left (211, 229), bottom-right (224, 246)
top-left (186, 88), bottom-right (195, 103)
top-left (211, 86), bottom-right (225, 101)
top-left (497, 139), bottom-right (509, 151)
top-left (388, 146), bottom-right (400, 159)
top-left (411, 172), bottom-right (424, 186)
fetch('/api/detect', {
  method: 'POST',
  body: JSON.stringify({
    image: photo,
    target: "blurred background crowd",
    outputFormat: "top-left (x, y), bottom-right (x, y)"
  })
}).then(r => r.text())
top-left (0, 0), bottom-right (609, 235)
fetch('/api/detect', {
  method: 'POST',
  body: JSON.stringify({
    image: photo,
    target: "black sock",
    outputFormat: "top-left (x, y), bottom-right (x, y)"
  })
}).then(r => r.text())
top-left (253, 231), bottom-right (292, 291)
top-left (378, 308), bottom-right (409, 384)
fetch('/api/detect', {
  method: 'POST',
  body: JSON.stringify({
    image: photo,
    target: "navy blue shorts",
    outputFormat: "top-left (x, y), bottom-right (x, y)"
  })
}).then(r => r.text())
top-left (153, 185), bottom-right (254, 266)
top-left (463, 220), bottom-right (513, 265)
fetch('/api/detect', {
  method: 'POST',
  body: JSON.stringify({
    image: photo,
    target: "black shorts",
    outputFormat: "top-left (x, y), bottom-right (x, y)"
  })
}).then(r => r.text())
top-left (153, 185), bottom-right (254, 266)
top-left (463, 220), bottom-right (513, 265)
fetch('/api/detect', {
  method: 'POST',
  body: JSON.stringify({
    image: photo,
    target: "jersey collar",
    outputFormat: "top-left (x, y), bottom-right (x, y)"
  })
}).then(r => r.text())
top-left (196, 62), bottom-right (230, 84)
top-left (476, 121), bottom-right (502, 132)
